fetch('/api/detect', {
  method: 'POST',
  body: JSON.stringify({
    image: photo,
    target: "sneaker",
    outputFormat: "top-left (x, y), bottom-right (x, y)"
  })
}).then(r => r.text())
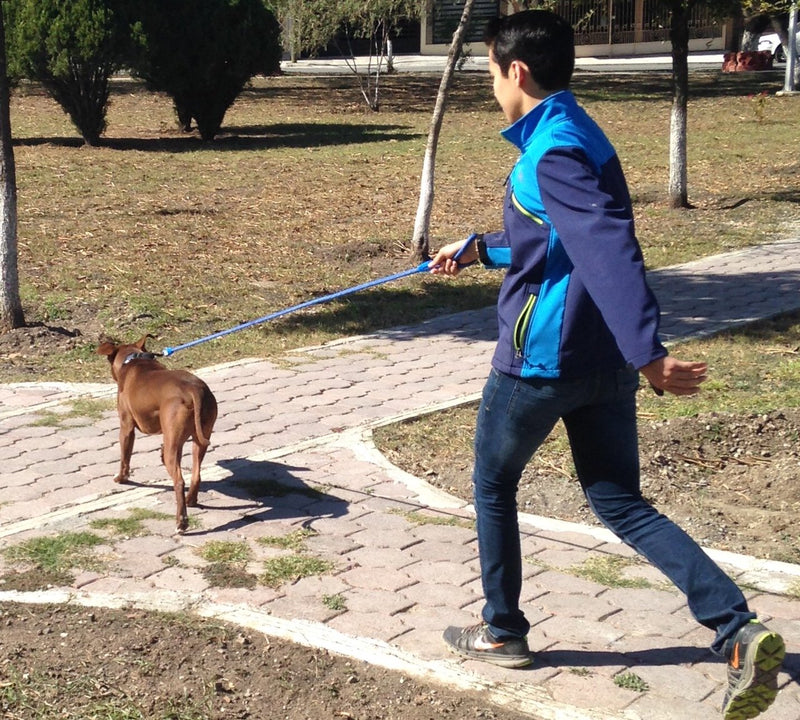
top-left (722, 620), bottom-right (785, 720)
top-left (443, 623), bottom-right (531, 668)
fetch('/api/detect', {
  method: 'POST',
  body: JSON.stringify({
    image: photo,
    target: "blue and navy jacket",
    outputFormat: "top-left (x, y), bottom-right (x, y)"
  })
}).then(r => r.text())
top-left (478, 90), bottom-right (667, 379)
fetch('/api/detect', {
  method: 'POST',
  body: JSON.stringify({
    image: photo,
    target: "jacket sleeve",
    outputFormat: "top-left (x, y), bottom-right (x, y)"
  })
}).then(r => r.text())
top-left (536, 146), bottom-right (667, 370)
top-left (477, 230), bottom-right (512, 268)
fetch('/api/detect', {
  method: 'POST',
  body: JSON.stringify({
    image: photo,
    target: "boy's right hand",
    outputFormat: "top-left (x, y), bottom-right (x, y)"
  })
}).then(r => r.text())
top-left (430, 239), bottom-right (478, 276)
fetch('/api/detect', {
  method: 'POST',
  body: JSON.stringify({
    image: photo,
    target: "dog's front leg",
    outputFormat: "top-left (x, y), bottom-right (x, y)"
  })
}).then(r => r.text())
top-left (113, 423), bottom-right (135, 484)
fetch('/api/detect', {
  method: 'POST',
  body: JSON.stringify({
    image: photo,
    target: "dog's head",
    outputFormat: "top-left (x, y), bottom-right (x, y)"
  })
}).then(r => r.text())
top-left (96, 335), bottom-right (156, 382)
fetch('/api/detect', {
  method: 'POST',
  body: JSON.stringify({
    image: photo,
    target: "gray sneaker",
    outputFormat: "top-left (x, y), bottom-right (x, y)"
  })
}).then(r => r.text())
top-left (443, 623), bottom-right (531, 668)
top-left (722, 620), bottom-right (785, 720)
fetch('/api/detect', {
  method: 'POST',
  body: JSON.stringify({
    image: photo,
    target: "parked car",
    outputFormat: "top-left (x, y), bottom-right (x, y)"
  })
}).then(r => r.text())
top-left (759, 31), bottom-right (800, 64)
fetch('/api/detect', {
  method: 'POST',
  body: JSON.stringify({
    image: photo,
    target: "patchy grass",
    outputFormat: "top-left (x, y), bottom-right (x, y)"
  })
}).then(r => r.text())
top-left (393, 509), bottom-right (474, 529)
top-left (31, 396), bottom-right (116, 427)
top-left (197, 540), bottom-right (253, 564)
top-left (322, 593), bottom-right (348, 611)
top-left (567, 555), bottom-right (655, 590)
top-left (259, 554), bottom-right (335, 589)
top-left (614, 671), bottom-right (650, 693)
top-left (1, 532), bottom-right (106, 588)
top-left (90, 508), bottom-right (173, 537)
top-left (257, 528), bottom-right (317, 551)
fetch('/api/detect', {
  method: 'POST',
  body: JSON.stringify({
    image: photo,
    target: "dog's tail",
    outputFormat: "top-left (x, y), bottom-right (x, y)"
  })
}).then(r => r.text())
top-left (192, 387), bottom-right (215, 447)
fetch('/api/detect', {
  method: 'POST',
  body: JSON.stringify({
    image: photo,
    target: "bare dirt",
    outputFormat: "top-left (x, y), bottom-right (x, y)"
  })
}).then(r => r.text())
top-left (0, 602), bottom-right (520, 720)
top-left (377, 404), bottom-right (800, 566)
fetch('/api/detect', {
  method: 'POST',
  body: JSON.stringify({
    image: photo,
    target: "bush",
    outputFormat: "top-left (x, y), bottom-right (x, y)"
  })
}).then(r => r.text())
top-left (127, 0), bottom-right (282, 141)
top-left (4, 0), bottom-right (128, 145)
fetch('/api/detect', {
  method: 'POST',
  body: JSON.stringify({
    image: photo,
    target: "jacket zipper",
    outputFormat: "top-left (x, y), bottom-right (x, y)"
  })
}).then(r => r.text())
top-left (514, 293), bottom-right (537, 354)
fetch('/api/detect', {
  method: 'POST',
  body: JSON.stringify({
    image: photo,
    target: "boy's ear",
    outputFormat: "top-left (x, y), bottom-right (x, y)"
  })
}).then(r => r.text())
top-left (509, 59), bottom-right (530, 86)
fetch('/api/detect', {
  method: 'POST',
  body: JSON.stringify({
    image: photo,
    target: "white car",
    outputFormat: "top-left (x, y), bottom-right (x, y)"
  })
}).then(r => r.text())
top-left (759, 31), bottom-right (800, 64)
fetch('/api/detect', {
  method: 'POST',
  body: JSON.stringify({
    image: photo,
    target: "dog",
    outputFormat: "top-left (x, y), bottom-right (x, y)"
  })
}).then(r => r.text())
top-left (97, 335), bottom-right (218, 534)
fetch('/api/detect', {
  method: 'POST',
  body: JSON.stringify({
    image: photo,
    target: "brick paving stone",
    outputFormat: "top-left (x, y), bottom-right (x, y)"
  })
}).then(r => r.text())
top-left (399, 580), bottom-right (481, 608)
top-left (532, 591), bottom-right (619, 620)
top-left (603, 607), bottom-right (698, 639)
top-left (546, 669), bottom-right (638, 713)
top-left (402, 559), bottom-right (480, 587)
top-left (338, 565), bottom-right (414, 592)
top-left (405, 540), bottom-right (477, 564)
top-left (536, 614), bottom-right (627, 646)
top-left (325, 610), bottom-right (410, 642)
top-left (631, 663), bottom-right (719, 702)
top-left (339, 588), bottom-right (415, 617)
top-left (148, 565), bottom-right (210, 593)
top-left (626, 692), bottom-right (720, 720)
top-left (341, 546), bottom-right (419, 570)
top-left (600, 586), bottom-right (685, 614)
top-left (526, 569), bottom-right (607, 596)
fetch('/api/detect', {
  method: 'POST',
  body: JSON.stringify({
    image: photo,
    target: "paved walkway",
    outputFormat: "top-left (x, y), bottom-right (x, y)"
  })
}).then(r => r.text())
top-left (1, 238), bottom-right (800, 720)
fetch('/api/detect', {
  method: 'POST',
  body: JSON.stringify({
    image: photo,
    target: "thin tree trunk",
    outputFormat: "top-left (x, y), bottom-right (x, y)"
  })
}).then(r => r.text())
top-left (668, 3), bottom-right (691, 210)
top-left (0, 9), bottom-right (24, 331)
top-left (411, 0), bottom-right (476, 261)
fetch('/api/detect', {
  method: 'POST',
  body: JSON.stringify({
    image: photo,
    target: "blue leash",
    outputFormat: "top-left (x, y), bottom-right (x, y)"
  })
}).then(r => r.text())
top-left (162, 234), bottom-right (477, 357)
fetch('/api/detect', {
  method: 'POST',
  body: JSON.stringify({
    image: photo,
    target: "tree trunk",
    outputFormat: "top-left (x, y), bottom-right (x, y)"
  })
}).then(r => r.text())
top-left (411, 0), bottom-right (476, 261)
top-left (0, 9), bottom-right (24, 332)
top-left (668, 2), bottom-right (691, 210)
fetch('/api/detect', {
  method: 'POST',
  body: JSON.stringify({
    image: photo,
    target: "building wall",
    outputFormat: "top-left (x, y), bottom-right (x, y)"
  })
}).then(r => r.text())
top-left (421, 0), bottom-right (726, 56)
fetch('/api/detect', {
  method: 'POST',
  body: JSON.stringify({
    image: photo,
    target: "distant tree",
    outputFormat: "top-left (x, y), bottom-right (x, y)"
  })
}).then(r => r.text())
top-left (0, 5), bottom-right (23, 331)
top-left (126, 0), bottom-right (282, 141)
top-left (4, 0), bottom-right (128, 145)
top-left (326, 0), bottom-right (425, 111)
top-left (266, 0), bottom-right (335, 63)
top-left (268, 0), bottom-right (424, 111)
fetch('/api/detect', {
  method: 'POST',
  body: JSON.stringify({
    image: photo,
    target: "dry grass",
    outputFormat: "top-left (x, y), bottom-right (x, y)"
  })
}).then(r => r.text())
top-left (4, 68), bottom-right (799, 382)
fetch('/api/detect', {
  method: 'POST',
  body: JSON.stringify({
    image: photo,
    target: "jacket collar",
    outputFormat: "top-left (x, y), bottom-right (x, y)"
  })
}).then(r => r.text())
top-left (500, 90), bottom-right (576, 151)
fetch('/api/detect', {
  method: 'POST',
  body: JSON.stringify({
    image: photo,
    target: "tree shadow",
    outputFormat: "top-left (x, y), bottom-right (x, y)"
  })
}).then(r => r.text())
top-left (13, 121), bottom-right (420, 153)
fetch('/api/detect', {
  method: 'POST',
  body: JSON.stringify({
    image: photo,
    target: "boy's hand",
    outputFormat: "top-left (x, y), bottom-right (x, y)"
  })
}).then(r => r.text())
top-left (640, 356), bottom-right (707, 396)
top-left (430, 239), bottom-right (478, 276)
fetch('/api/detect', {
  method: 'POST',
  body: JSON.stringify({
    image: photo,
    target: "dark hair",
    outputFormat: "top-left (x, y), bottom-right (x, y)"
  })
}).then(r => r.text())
top-left (484, 10), bottom-right (575, 91)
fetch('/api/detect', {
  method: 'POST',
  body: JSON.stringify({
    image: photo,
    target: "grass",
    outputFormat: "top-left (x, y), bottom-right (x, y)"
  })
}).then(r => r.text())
top-left (1, 532), bottom-right (106, 587)
top-left (0, 664), bottom-right (211, 720)
top-left (567, 555), bottom-right (655, 590)
top-left (259, 554), bottom-right (335, 589)
top-left (614, 671), bottom-right (650, 693)
top-left (394, 509), bottom-right (474, 528)
top-left (31, 397), bottom-right (115, 427)
top-left (90, 508), bottom-right (173, 537)
top-left (3, 68), bottom-right (798, 383)
top-left (257, 528), bottom-right (317, 551)
top-left (2, 532), bottom-right (105, 573)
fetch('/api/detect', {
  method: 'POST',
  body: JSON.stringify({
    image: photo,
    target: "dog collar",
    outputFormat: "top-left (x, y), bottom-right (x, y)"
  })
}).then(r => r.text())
top-left (122, 351), bottom-right (158, 365)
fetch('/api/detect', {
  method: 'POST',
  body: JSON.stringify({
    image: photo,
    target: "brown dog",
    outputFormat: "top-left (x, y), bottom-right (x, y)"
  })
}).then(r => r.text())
top-left (97, 335), bottom-right (218, 534)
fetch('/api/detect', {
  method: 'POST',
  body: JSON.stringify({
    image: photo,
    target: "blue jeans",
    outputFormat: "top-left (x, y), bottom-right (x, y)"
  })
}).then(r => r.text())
top-left (473, 367), bottom-right (754, 655)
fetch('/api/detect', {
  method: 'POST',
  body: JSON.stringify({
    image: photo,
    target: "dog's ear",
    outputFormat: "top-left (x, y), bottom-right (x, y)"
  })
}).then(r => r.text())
top-left (135, 334), bottom-right (155, 351)
top-left (97, 342), bottom-right (116, 358)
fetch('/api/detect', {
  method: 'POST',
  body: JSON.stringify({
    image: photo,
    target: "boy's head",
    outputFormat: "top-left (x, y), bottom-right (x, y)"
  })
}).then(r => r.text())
top-left (484, 10), bottom-right (575, 92)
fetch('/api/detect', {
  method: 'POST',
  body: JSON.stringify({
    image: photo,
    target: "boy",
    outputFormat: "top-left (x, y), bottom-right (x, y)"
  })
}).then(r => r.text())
top-left (430, 11), bottom-right (784, 720)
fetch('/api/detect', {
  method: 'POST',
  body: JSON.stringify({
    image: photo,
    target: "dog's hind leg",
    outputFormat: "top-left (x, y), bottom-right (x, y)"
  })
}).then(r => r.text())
top-left (162, 435), bottom-right (189, 534)
top-left (186, 440), bottom-right (207, 508)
